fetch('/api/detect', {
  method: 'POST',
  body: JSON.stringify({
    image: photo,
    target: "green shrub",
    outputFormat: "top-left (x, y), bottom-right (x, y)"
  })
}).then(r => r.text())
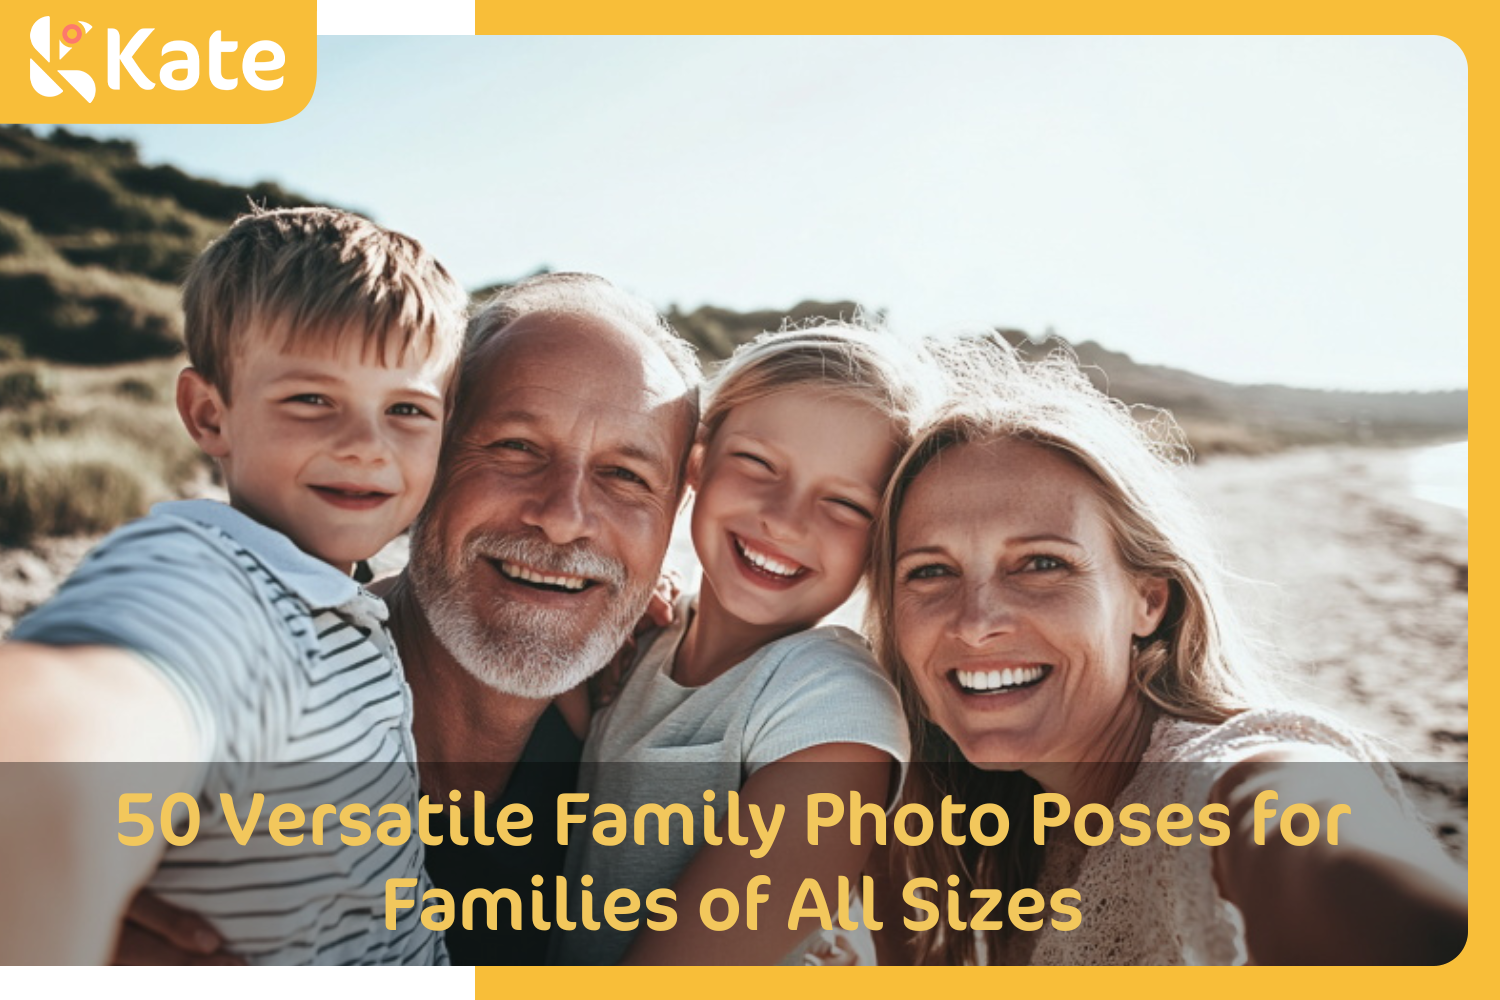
top-left (0, 364), bottom-right (55, 410)
top-left (0, 335), bottom-right (23, 361)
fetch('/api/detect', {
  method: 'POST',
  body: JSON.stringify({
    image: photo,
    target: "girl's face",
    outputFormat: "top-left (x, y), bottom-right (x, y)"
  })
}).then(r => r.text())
top-left (691, 387), bottom-right (899, 630)
top-left (891, 438), bottom-right (1168, 767)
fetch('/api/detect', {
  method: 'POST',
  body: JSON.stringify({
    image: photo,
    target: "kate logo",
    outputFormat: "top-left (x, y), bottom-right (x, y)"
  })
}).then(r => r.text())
top-left (28, 16), bottom-right (96, 102)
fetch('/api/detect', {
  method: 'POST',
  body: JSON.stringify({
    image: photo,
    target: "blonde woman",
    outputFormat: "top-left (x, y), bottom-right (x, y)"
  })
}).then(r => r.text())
top-left (867, 334), bottom-right (1466, 965)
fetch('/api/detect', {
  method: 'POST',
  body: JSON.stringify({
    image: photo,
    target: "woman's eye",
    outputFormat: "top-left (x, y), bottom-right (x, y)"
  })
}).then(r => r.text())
top-left (1024, 555), bottom-right (1068, 572)
top-left (904, 563), bottom-right (954, 582)
top-left (389, 402), bottom-right (434, 419)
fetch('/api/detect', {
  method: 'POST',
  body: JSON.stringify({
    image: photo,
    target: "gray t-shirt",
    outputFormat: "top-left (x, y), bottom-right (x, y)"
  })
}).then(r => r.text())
top-left (551, 594), bottom-right (909, 965)
top-left (10, 500), bottom-right (443, 965)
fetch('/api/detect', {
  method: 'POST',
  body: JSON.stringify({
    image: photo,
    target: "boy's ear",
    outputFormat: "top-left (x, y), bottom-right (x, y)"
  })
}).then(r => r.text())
top-left (176, 367), bottom-right (231, 459)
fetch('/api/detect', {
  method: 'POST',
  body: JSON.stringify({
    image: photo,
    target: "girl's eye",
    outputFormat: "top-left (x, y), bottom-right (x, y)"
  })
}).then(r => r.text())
top-left (389, 402), bottom-right (435, 419)
top-left (734, 452), bottom-right (774, 472)
top-left (904, 563), bottom-right (954, 582)
top-left (828, 497), bottom-right (873, 520)
top-left (1024, 555), bottom-right (1068, 572)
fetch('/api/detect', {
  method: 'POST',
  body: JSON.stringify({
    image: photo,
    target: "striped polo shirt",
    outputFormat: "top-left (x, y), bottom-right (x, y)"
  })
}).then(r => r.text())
top-left (12, 500), bottom-right (445, 965)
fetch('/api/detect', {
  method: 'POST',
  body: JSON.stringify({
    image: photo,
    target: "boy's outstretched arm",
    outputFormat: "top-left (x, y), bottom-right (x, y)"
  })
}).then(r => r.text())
top-left (0, 642), bottom-right (200, 965)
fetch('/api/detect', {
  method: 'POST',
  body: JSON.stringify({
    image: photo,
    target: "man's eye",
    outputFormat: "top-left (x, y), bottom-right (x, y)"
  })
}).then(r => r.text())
top-left (389, 402), bottom-right (435, 419)
top-left (904, 563), bottom-right (954, 582)
top-left (491, 439), bottom-right (534, 453)
top-left (606, 467), bottom-right (649, 487)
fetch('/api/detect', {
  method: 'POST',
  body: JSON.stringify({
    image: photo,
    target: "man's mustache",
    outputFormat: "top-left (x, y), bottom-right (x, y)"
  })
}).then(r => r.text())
top-left (464, 532), bottom-right (627, 590)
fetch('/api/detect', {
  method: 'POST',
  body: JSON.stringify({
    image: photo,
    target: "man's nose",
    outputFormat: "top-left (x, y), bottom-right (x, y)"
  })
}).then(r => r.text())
top-left (950, 579), bottom-right (1019, 648)
top-left (520, 458), bottom-right (597, 546)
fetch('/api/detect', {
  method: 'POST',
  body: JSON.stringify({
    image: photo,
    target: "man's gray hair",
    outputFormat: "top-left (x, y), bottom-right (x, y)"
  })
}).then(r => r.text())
top-left (462, 272), bottom-right (702, 419)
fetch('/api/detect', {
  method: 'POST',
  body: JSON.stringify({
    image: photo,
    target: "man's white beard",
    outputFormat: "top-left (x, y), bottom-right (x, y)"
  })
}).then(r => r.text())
top-left (409, 525), bottom-right (648, 699)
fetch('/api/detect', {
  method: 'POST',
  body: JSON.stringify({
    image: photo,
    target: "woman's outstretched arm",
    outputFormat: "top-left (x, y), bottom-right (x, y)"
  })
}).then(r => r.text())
top-left (1212, 746), bottom-right (1466, 964)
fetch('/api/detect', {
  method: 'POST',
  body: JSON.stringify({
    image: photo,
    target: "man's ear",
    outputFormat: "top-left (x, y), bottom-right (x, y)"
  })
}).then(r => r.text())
top-left (176, 367), bottom-right (231, 459)
top-left (1132, 576), bottom-right (1171, 638)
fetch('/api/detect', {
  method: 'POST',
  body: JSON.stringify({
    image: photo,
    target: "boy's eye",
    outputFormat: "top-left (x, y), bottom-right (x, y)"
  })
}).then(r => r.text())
top-left (286, 393), bottom-right (330, 407)
top-left (388, 402), bottom-right (435, 419)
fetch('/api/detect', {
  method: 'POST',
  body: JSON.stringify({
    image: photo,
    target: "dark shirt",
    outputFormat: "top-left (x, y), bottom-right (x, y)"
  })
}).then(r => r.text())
top-left (424, 705), bottom-right (582, 965)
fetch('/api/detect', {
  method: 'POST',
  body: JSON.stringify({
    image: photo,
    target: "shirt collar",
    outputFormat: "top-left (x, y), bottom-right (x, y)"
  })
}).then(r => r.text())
top-left (151, 499), bottom-right (385, 619)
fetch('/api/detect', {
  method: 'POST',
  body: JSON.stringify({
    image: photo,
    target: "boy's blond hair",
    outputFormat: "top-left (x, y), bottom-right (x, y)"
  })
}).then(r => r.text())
top-left (181, 206), bottom-right (469, 399)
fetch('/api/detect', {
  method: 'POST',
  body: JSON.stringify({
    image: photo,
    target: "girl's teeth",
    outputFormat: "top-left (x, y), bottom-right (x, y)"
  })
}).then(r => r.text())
top-left (956, 666), bottom-right (1045, 692)
top-left (737, 539), bottom-right (800, 577)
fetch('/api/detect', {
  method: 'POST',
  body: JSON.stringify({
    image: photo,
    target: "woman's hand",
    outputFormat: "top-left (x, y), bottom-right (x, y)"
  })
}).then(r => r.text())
top-left (1212, 746), bottom-right (1466, 964)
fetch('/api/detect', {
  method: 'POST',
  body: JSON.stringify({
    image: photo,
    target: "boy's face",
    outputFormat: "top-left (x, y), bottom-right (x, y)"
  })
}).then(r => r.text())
top-left (207, 331), bottom-right (450, 573)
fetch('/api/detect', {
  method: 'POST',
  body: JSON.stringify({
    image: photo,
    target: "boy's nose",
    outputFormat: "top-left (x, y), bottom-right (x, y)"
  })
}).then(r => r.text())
top-left (334, 413), bottom-right (390, 464)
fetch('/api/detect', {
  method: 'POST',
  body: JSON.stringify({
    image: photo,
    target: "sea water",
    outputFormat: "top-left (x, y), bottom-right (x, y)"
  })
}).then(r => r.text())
top-left (1409, 440), bottom-right (1467, 513)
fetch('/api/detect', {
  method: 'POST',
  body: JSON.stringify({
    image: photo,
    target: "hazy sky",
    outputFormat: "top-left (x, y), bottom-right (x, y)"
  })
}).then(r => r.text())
top-left (56, 36), bottom-right (1467, 390)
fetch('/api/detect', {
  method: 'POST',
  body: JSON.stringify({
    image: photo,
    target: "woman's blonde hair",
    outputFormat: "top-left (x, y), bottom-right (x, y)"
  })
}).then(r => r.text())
top-left (866, 332), bottom-right (1269, 964)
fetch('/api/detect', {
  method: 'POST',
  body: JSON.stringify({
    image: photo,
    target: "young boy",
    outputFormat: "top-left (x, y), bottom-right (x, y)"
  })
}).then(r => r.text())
top-left (0, 207), bottom-right (469, 964)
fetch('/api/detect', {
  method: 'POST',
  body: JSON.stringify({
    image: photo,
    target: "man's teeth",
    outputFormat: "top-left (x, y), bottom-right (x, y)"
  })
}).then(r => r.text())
top-left (956, 666), bottom-right (1046, 692)
top-left (500, 561), bottom-right (588, 591)
top-left (736, 538), bottom-right (802, 578)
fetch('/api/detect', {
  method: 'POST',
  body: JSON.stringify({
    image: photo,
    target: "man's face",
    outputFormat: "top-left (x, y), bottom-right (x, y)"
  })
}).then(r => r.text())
top-left (408, 312), bottom-right (694, 698)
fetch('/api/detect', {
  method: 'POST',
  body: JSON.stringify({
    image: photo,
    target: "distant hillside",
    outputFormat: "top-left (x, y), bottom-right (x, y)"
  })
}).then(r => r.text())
top-left (0, 125), bottom-right (335, 363)
top-left (1, 125), bottom-right (1466, 458)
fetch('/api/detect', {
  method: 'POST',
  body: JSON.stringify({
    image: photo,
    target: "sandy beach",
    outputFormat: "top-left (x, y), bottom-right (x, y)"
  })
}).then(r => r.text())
top-left (1, 443), bottom-right (1469, 859)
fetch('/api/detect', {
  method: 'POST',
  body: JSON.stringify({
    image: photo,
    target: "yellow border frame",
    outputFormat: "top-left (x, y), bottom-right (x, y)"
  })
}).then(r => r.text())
top-left (470, 1), bottom-right (1484, 993)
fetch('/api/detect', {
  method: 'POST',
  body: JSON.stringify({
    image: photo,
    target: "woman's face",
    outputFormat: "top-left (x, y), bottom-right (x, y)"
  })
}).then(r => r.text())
top-left (892, 438), bottom-right (1167, 767)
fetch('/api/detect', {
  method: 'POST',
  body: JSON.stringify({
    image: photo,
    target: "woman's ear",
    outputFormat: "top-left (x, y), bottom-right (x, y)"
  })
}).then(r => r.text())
top-left (176, 367), bottom-right (231, 459)
top-left (1132, 576), bottom-right (1171, 638)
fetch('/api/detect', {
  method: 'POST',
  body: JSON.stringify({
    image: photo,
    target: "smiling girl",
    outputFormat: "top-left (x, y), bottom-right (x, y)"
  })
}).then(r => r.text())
top-left (552, 324), bottom-right (933, 965)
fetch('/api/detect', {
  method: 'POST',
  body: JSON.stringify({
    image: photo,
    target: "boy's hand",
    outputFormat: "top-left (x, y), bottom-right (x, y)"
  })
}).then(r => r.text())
top-left (114, 890), bottom-right (244, 966)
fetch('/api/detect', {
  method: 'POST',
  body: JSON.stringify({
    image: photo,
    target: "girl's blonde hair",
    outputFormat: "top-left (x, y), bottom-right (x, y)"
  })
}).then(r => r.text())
top-left (700, 320), bottom-right (934, 452)
top-left (866, 332), bottom-right (1270, 964)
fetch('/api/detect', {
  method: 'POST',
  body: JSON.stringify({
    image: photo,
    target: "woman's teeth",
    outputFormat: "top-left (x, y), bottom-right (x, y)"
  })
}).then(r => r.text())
top-left (956, 666), bottom-right (1046, 692)
top-left (735, 538), bottom-right (803, 578)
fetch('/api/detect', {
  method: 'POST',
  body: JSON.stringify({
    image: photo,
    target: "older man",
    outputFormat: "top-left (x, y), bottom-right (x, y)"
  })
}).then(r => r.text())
top-left (384, 273), bottom-right (700, 963)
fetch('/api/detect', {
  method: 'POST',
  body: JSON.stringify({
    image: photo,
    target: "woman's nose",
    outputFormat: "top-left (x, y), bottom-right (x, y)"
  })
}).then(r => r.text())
top-left (950, 580), bottom-right (1018, 647)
